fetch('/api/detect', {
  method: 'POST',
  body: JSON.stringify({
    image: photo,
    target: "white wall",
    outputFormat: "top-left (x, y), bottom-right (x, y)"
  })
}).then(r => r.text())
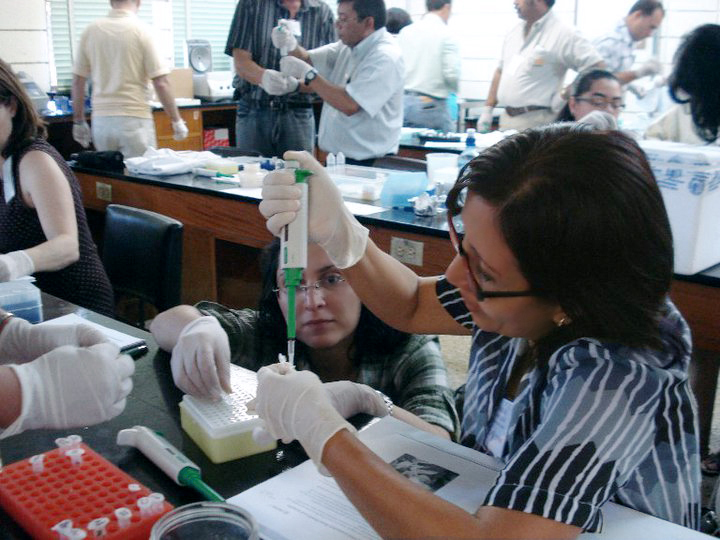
top-left (0, 0), bottom-right (52, 90)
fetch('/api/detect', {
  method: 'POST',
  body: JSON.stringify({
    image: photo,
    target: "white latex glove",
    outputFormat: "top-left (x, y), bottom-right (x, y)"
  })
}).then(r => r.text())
top-left (171, 316), bottom-right (232, 400)
top-left (279, 56), bottom-right (314, 83)
top-left (324, 381), bottom-right (389, 419)
top-left (260, 69), bottom-right (299, 96)
top-left (0, 250), bottom-right (34, 282)
top-left (2, 343), bottom-right (134, 437)
top-left (0, 316), bottom-right (109, 364)
top-left (577, 110), bottom-right (618, 131)
top-left (271, 24), bottom-right (298, 53)
top-left (172, 119), bottom-right (189, 141)
top-left (476, 106), bottom-right (494, 133)
top-left (259, 151), bottom-right (369, 269)
top-left (636, 58), bottom-right (661, 78)
top-left (252, 363), bottom-right (356, 471)
top-left (72, 121), bottom-right (92, 148)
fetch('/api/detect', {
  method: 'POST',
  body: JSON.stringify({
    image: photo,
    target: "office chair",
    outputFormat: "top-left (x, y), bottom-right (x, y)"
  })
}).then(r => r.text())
top-left (372, 155), bottom-right (427, 172)
top-left (209, 146), bottom-right (262, 158)
top-left (102, 204), bottom-right (183, 328)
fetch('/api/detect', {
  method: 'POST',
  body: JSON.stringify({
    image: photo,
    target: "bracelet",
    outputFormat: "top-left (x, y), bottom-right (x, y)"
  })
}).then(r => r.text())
top-left (0, 312), bottom-right (15, 334)
top-left (375, 390), bottom-right (393, 417)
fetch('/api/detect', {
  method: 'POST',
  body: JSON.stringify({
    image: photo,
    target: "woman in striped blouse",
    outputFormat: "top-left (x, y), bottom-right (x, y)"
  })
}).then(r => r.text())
top-left (254, 124), bottom-right (700, 538)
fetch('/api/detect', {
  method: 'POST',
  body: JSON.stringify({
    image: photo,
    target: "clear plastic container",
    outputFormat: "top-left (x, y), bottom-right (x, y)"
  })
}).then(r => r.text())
top-left (150, 502), bottom-right (259, 540)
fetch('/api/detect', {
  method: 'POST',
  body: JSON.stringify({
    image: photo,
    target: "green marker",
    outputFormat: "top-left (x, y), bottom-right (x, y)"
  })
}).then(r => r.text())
top-left (281, 163), bottom-right (312, 366)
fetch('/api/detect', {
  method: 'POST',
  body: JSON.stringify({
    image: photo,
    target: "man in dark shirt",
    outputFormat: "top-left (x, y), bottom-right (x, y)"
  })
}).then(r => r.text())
top-left (225, 0), bottom-right (336, 157)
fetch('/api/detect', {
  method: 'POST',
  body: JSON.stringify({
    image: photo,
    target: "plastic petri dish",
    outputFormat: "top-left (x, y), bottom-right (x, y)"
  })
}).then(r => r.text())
top-left (150, 501), bottom-right (259, 540)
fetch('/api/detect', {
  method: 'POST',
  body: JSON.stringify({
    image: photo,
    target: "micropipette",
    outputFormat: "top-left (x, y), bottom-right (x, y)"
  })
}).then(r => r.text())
top-left (280, 163), bottom-right (312, 367)
top-left (117, 425), bottom-right (224, 502)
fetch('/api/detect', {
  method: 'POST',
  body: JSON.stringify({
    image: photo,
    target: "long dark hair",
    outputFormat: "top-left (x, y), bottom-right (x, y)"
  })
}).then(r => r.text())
top-left (0, 58), bottom-right (46, 159)
top-left (446, 125), bottom-right (673, 356)
top-left (668, 24), bottom-right (720, 143)
top-left (253, 238), bottom-right (412, 371)
top-left (556, 69), bottom-right (619, 122)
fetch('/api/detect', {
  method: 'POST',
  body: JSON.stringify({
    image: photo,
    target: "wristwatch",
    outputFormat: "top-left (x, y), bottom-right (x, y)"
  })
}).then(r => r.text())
top-left (304, 68), bottom-right (318, 86)
top-left (375, 390), bottom-right (394, 417)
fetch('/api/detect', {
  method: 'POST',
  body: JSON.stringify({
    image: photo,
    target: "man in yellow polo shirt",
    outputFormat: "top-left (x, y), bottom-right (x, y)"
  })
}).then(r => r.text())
top-left (71, 0), bottom-right (188, 158)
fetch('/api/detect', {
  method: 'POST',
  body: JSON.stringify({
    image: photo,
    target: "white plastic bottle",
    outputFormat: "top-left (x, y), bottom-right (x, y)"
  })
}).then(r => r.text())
top-left (457, 128), bottom-right (479, 170)
top-left (336, 151), bottom-right (346, 173)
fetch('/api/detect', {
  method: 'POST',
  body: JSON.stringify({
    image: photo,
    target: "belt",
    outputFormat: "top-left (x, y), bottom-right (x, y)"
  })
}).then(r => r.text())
top-left (404, 90), bottom-right (443, 101)
top-left (244, 98), bottom-right (313, 111)
top-left (504, 105), bottom-right (551, 117)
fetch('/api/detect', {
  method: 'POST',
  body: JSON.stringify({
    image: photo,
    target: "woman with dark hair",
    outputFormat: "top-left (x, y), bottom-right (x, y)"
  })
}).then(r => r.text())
top-left (646, 24), bottom-right (720, 144)
top-left (151, 240), bottom-right (458, 439)
top-left (0, 58), bottom-right (113, 315)
top-left (254, 127), bottom-right (700, 538)
top-left (556, 69), bottom-right (623, 122)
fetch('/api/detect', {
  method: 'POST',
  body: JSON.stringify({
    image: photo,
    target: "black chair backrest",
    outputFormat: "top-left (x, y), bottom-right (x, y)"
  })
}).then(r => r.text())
top-left (102, 205), bottom-right (183, 323)
top-left (372, 155), bottom-right (427, 172)
top-left (209, 146), bottom-right (262, 158)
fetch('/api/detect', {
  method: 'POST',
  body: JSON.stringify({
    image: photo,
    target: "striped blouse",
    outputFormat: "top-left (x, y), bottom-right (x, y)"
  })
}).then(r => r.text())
top-left (436, 276), bottom-right (700, 531)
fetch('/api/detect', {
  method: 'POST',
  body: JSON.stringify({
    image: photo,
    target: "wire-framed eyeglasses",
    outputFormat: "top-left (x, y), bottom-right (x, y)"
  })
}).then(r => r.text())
top-left (574, 94), bottom-right (625, 111)
top-left (273, 274), bottom-right (347, 298)
top-left (447, 189), bottom-right (538, 301)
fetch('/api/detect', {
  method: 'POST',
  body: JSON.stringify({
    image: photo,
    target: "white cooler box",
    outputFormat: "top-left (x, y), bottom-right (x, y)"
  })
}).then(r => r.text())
top-left (640, 140), bottom-right (720, 275)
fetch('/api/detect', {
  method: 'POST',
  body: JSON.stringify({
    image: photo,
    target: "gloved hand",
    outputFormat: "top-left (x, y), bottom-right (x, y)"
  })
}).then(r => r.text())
top-left (259, 150), bottom-right (369, 269)
top-left (252, 364), bottom-right (356, 471)
top-left (260, 69), bottom-right (299, 96)
top-left (2, 343), bottom-right (134, 437)
top-left (0, 250), bottom-right (34, 282)
top-left (0, 316), bottom-right (109, 364)
top-left (577, 110), bottom-right (618, 131)
top-left (476, 106), bottom-right (493, 133)
top-left (271, 23), bottom-right (298, 54)
top-left (324, 381), bottom-right (389, 419)
top-left (279, 56), bottom-right (314, 83)
top-left (72, 121), bottom-right (92, 148)
top-left (636, 58), bottom-right (661, 78)
top-left (170, 316), bottom-right (232, 400)
top-left (172, 119), bottom-right (189, 141)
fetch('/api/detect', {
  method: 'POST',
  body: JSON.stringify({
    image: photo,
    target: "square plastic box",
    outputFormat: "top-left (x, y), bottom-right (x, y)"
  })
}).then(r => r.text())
top-left (180, 365), bottom-right (276, 463)
top-left (330, 165), bottom-right (389, 202)
top-left (640, 140), bottom-right (720, 275)
top-left (0, 279), bottom-right (42, 323)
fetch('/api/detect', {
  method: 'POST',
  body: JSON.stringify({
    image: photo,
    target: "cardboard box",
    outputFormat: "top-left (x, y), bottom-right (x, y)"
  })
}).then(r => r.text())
top-left (167, 68), bottom-right (194, 99)
top-left (640, 140), bottom-right (720, 275)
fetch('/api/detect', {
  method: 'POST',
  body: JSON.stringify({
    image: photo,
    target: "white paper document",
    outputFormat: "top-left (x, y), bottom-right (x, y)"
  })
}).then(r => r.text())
top-left (40, 313), bottom-right (146, 352)
top-left (228, 417), bottom-right (708, 540)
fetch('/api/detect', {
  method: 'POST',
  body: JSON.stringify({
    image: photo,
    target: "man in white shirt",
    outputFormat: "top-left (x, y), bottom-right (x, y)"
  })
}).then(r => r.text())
top-left (478, 0), bottom-right (604, 132)
top-left (274, 0), bottom-right (404, 165)
top-left (593, 1), bottom-right (664, 86)
top-left (397, 0), bottom-right (460, 133)
top-left (71, 0), bottom-right (188, 158)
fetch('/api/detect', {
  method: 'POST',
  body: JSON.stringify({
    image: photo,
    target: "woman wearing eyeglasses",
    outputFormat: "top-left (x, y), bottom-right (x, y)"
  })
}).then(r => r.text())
top-left (556, 69), bottom-right (624, 123)
top-left (150, 238), bottom-right (458, 440)
top-left (254, 125), bottom-right (700, 539)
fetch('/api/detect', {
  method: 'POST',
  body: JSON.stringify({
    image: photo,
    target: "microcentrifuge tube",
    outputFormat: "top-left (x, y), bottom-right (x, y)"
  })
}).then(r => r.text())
top-left (127, 483), bottom-right (141, 492)
top-left (87, 517), bottom-right (110, 538)
top-left (326, 152), bottom-right (336, 170)
top-left (51, 519), bottom-right (73, 538)
top-left (137, 496), bottom-right (152, 517)
top-left (148, 492), bottom-right (165, 514)
top-left (67, 434), bottom-right (82, 449)
top-left (114, 507), bottom-right (131, 528)
top-left (29, 454), bottom-right (44, 474)
top-left (55, 437), bottom-right (72, 455)
top-left (65, 448), bottom-right (85, 465)
top-left (336, 151), bottom-right (346, 172)
top-left (67, 529), bottom-right (87, 540)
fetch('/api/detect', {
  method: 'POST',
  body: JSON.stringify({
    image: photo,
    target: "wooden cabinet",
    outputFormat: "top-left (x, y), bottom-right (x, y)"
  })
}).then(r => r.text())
top-left (154, 107), bottom-right (203, 151)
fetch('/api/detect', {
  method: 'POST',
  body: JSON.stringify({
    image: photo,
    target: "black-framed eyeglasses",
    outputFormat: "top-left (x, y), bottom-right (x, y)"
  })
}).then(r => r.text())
top-left (575, 94), bottom-right (625, 111)
top-left (273, 274), bottom-right (347, 298)
top-left (447, 190), bottom-right (538, 301)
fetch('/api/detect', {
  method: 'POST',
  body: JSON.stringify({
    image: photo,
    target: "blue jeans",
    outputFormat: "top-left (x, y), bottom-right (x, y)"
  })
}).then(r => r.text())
top-left (403, 92), bottom-right (453, 133)
top-left (235, 98), bottom-right (315, 157)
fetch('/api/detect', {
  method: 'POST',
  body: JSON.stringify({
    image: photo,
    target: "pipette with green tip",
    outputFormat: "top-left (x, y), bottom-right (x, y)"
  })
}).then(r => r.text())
top-left (117, 426), bottom-right (224, 502)
top-left (281, 163), bottom-right (312, 367)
